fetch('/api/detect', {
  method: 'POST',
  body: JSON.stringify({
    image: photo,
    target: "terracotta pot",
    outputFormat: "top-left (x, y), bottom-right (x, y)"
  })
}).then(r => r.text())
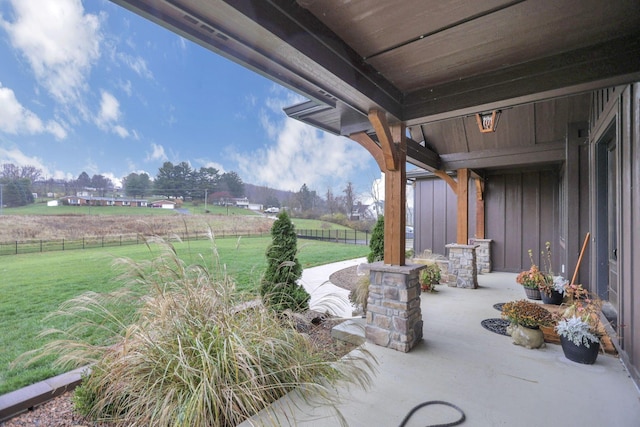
top-left (560, 335), bottom-right (600, 364)
top-left (541, 289), bottom-right (563, 305)
top-left (524, 287), bottom-right (541, 300)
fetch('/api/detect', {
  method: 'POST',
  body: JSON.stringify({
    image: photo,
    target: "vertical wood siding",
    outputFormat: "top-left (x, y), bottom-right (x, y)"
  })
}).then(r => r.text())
top-left (413, 178), bottom-right (457, 256)
top-left (485, 170), bottom-right (559, 272)
top-left (414, 170), bottom-right (559, 272)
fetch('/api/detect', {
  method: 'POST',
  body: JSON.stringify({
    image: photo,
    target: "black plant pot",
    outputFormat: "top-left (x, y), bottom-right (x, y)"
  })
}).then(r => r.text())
top-left (560, 335), bottom-right (600, 364)
top-left (541, 290), bottom-right (563, 305)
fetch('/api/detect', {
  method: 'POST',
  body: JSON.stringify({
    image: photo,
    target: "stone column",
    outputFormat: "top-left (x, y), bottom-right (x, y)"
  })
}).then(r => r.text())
top-left (366, 263), bottom-right (424, 352)
top-left (445, 243), bottom-right (479, 288)
top-left (469, 238), bottom-right (492, 273)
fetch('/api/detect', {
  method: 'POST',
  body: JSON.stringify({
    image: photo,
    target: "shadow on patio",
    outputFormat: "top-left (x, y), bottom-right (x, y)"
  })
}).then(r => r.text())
top-left (243, 265), bottom-right (640, 426)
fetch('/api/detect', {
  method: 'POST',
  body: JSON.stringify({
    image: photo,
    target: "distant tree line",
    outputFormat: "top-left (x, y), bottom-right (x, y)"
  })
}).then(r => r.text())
top-left (122, 161), bottom-right (245, 202)
top-left (2, 161), bottom-right (376, 230)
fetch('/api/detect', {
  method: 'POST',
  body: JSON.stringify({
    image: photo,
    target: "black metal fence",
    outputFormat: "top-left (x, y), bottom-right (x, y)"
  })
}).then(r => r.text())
top-left (0, 229), bottom-right (368, 256)
top-left (0, 230), bottom-right (270, 256)
top-left (295, 229), bottom-right (369, 246)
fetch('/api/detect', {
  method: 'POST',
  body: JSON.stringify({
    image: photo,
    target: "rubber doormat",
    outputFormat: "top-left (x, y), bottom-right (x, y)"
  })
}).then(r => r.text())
top-left (481, 318), bottom-right (510, 336)
top-left (493, 302), bottom-right (505, 311)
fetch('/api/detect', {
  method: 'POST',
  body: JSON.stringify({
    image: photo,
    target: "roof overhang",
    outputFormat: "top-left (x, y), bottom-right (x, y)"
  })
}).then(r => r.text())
top-left (110, 0), bottom-right (640, 170)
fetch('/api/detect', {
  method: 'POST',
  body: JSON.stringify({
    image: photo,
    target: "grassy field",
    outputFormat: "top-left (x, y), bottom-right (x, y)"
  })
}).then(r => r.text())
top-left (0, 237), bottom-right (368, 395)
top-left (289, 218), bottom-right (353, 230)
top-left (3, 201), bottom-right (260, 216)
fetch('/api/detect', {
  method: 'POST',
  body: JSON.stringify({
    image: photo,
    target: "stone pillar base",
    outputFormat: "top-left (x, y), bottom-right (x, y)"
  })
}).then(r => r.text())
top-left (468, 238), bottom-right (493, 273)
top-left (366, 263), bottom-right (424, 352)
top-left (445, 244), bottom-right (479, 288)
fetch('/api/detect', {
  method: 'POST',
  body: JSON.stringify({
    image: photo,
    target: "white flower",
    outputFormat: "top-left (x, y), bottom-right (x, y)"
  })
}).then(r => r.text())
top-left (555, 316), bottom-right (599, 347)
top-left (552, 276), bottom-right (568, 294)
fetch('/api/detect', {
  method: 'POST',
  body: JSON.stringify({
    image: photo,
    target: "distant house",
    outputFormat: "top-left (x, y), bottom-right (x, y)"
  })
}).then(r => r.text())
top-left (234, 197), bottom-right (250, 208)
top-left (65, 196), bottom-right (147, 207)
top-left (150, 200), bottom-right (176, 209)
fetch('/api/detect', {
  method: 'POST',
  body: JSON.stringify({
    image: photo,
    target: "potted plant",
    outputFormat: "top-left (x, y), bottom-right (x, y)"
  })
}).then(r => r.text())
top-left (516, 250), bottom-right (547, 300)
top-left (537, 242), bottom-right (565, 304)
top-left (555, 290), bottom-right (603, 364)
top-left (501, 299), bottom-right (553, 349)
top-left (539, 275), bottom-right (567, 305)
top-left (419, 263), bottom-right (441, 292)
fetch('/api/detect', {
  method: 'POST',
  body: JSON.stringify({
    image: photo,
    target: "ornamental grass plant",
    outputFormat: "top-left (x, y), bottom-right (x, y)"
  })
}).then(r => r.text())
top-left (17, 237), bottom-right (376, 426)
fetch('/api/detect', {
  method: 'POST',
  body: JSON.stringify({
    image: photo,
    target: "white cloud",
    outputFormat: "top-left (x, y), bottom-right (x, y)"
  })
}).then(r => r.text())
top-left (45, 121), bottom-right (67, 140)
top-left (95, 90), bottom-right (129, 138)
top-left (0, 83), bottom-right (67, 140)
top-left (113, 125), bottom-right (129, 138)
top-left (97, 91), bottom-right (121, 124)
top-left (101, 172), bottom-right (122, 189)
top-left (146, 143), bottom-right (168, 162)
top-left (0, 0), bottom-right (102, 106)
top-left (119, 79), bottom-right (132, 96)
top-left (117, 51), bottom-right (153, 79)
top-left (196, 159), bottom-right (225, 173)
top-left (233, 114), bottom-right (372, 192)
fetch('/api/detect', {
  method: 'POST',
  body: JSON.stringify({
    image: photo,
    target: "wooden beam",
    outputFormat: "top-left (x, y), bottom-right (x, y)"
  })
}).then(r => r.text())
top-left (457, 168), bottom-right (469, 244)
top-left (406, 137), bottom-right (441, 171)
top-left (440, 142), bottom-right (566, 170)
top-left (369, 109), bottom-right (399, 171)
top-left (349, 132), bottom-right (385, 171)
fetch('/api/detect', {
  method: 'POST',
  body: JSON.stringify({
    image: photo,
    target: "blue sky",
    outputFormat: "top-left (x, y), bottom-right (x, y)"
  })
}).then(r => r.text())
top-left (0, 0), bottom-right (382, 196)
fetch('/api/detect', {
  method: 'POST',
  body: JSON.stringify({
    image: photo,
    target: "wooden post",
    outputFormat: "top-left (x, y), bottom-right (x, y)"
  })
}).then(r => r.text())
top-left (475, 178), bottom-right (485, 239)
top-left (457, 168), bottom-right (469, 244)
top-left (384, 123), bottom-right (406, 265)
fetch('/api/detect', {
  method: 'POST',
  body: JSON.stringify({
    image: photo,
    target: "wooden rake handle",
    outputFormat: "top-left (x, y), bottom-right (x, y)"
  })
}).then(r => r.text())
top-left (571, 232), bottom-right (591, 285)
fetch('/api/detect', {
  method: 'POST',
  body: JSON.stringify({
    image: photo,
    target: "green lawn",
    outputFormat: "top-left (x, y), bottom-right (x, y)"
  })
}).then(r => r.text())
top-left (0, 237), bottom-right (368, 394)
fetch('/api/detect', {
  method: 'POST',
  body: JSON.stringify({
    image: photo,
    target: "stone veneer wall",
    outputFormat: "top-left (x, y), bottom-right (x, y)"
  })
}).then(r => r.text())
top-left (366, 263), bottom-right (424, 352)
top-left (445, 244), bottom-right (479, 288)
top-left (469, 238), bottom-right (492, 273)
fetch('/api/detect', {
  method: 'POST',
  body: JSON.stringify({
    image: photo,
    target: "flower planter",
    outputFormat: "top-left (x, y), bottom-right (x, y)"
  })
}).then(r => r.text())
top-left (524, 287), bottom-right (541, 300)
top-left (559, 335), bottom-right (600, 364)
top-left (541, 290), bottom-right (563, 305)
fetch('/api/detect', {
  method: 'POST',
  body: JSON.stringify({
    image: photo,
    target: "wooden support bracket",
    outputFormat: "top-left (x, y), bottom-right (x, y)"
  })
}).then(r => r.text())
top-left (349, 132), bottom-right (385, 172)
top-left (433, 170), bottom-right (458, 195)
top-left (369, 109), bottom-right (400, 171)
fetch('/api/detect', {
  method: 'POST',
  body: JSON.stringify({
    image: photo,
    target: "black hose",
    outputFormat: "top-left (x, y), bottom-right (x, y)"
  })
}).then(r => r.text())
top-left (398, 400), bottom-right (466, 427)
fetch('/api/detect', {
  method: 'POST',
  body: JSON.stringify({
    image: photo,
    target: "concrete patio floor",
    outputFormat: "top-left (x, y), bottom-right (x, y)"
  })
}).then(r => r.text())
top-left (243, 259), bottom-right (640, 426)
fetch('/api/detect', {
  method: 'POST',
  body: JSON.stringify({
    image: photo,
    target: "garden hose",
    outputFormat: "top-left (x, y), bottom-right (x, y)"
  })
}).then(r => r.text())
top-left (398, 400), bottom-right (466, 427)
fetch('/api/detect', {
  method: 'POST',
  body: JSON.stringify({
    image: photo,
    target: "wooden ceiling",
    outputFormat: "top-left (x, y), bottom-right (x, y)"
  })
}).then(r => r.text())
top-left (110, 0), bottom-right (640, 169)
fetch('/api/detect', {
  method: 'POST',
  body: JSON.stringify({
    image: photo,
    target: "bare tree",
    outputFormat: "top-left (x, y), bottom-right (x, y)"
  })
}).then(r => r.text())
top-left (343, 181), bottom-right (355, 220)
top-left (1, 163), bottom-right (42, 182)
top-left (326, 188), bottom-right (335, 215)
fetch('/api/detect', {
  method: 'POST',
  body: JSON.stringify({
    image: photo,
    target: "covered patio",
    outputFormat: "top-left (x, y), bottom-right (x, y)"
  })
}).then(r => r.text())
top-left (242, 260), bottom-right (640, 426)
